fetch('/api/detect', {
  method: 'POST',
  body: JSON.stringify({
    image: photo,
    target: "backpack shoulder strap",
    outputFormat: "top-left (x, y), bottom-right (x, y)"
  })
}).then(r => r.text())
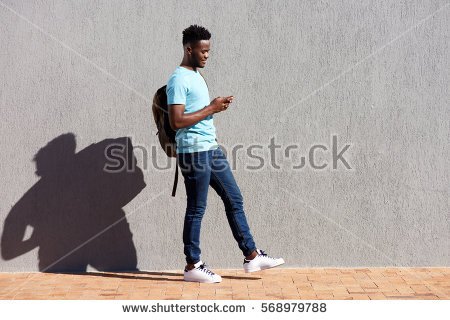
top-left (171, 157), bottom-right (179, 197)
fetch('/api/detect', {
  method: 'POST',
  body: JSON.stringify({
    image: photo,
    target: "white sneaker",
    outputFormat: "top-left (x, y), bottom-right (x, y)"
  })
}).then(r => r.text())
top-left (243, 249), bottom-right (285, 273)
top-left (184, 260), bottom-right (222, 283)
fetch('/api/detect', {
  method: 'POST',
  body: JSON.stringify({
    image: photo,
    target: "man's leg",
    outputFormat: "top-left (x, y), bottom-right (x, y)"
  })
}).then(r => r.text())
top-left (178, 150), bottom-right (212, 269)
top-left (209, 147), bottom-right (257, 259)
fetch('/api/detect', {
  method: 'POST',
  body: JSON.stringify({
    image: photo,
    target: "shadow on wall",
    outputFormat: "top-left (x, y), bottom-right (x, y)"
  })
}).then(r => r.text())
top-left (1, 133), bottom-right (147, 272)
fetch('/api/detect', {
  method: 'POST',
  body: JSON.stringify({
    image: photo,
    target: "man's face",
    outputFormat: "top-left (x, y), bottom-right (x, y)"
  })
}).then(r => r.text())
top-left (188, 40), bottom-right (210, 68)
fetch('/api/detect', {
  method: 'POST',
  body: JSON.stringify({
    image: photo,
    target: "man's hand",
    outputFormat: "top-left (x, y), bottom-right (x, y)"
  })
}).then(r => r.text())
top-left (209, 96), bottom-right (234, 113)
top-left (168, 96), bottom-right (235, 130)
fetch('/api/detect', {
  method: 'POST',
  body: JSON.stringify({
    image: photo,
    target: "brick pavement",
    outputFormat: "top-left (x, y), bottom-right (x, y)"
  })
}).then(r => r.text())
top-left (0, 267), bottom-right (448, 300)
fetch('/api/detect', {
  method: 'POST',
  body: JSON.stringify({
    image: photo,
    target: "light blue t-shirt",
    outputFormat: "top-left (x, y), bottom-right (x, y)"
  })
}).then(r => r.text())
top-left (166, 66), bottom-right (219, 153)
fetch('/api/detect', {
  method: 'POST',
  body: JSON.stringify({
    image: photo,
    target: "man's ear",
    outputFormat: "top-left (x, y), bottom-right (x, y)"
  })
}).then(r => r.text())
top-left (186, 44), bottom-right (192, 55)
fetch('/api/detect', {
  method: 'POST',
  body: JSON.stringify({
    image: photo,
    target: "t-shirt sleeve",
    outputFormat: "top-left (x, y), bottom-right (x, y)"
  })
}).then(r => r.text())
top-left (166, 75), bottom-right (188, 105)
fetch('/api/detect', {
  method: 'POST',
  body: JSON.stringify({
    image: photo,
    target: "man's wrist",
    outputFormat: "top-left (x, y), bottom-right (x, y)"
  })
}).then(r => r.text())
top-left (204, 104), bottom-right (213, 115)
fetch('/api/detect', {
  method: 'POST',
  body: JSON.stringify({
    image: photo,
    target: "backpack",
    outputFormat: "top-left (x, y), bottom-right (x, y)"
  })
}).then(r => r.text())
top-left (152, 85), bottom-right (179, 196)
top-left (152, 70), bottom-right (210, 197)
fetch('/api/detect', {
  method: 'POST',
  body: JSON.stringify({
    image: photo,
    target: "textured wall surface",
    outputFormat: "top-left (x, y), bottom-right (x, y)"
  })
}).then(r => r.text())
top-left (0, 0), bottom-right (448, 272)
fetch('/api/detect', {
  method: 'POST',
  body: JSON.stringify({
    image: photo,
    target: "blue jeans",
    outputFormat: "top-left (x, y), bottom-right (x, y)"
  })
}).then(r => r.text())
top-left (177, 146), bottom-right (257, 264)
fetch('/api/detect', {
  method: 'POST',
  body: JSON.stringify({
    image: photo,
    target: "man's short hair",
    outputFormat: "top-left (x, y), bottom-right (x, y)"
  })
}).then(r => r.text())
top-left (182, 24), bottom-right (211, 46)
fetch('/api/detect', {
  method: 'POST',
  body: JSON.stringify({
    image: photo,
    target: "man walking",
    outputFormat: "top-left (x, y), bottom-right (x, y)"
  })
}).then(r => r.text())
top-left (166, 25), bottom-right (284, 283)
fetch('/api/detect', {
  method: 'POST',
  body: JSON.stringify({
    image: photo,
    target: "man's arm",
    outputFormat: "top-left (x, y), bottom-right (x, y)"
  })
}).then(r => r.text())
top-left (168, 96), bottom-right (233, 130)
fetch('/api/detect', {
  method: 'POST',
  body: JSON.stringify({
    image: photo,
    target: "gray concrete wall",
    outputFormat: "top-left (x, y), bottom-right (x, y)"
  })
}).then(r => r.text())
top-left (0, 0), bottom-right (448, 272)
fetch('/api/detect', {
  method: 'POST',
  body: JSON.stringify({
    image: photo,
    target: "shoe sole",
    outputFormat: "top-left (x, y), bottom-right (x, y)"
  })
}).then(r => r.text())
top-left (244, 259), bottom-right (285, 273)
top-left (184, 279), bottom-right (222, 283)
top-left (183, 276), bottom-right (222, 283)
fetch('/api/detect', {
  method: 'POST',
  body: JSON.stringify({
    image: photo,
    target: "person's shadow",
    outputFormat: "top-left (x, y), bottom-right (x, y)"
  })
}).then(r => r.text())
top-left (1, 133), bottom-right (146, 272)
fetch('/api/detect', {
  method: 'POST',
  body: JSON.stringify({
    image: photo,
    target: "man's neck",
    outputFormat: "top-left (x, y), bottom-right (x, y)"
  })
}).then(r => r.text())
top-left (180, 60), bottom-right (197, 72)
top-left (180, 65), bottom-right (197, 72)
